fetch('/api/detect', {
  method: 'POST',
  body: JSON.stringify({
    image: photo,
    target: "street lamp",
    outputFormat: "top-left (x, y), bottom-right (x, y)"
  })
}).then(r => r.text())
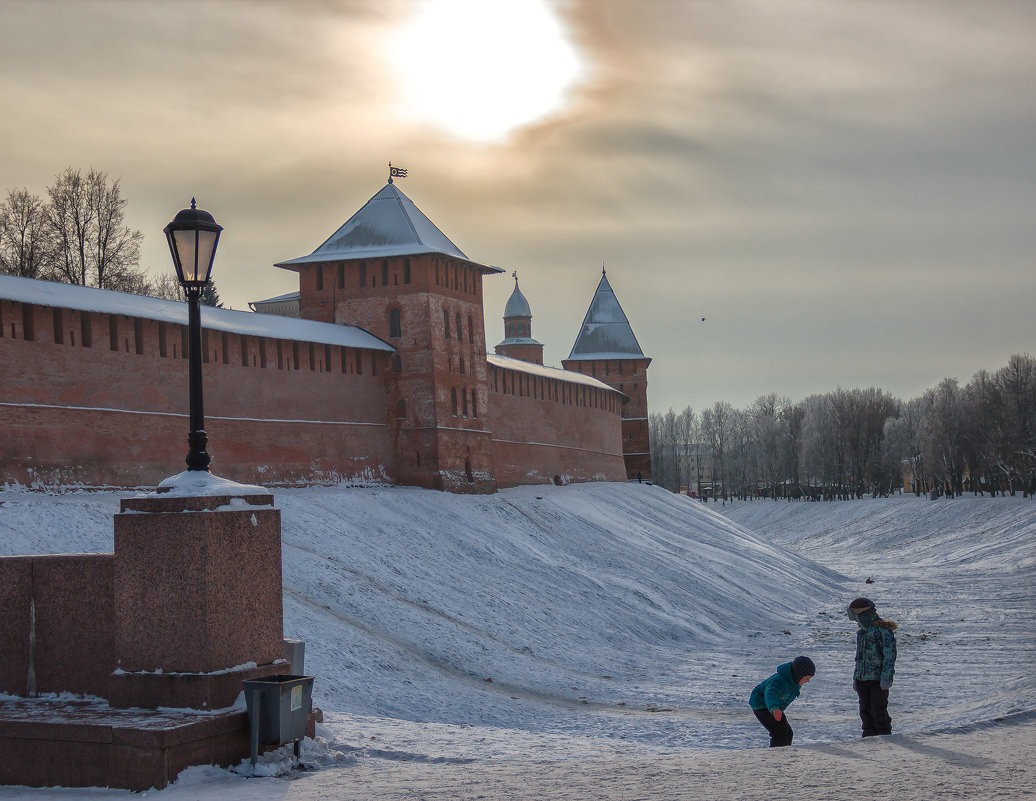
top-left (164, 198), bottom-right (223, 472)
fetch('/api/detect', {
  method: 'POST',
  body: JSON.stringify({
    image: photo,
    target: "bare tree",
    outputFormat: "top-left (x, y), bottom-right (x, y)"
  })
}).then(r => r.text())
top-left (46, 167), bottom-right (144, 291)
top-left (0, 188), bottom-right (54, 279)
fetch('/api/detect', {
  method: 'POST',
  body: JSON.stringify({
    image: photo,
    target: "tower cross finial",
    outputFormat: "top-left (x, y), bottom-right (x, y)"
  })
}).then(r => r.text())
top-left (602, 261), bottom-right (606, 276)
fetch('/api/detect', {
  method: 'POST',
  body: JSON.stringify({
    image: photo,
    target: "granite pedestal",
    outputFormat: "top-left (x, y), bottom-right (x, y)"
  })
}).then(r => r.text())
top-left (111, 492), bottom-right (285, 709)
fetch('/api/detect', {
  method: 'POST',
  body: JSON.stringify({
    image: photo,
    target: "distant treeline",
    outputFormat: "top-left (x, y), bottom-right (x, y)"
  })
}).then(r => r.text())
top-left (649, 354), bottom-right (1036, 500)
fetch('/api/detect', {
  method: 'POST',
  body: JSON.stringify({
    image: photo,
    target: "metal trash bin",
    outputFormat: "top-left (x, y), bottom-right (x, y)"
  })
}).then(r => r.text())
top-left (242, 674), bottom-right (314, 767)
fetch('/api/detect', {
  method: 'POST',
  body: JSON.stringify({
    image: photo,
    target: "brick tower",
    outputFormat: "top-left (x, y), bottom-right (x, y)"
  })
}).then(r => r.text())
top-left (493, 274), bottom-right (543, 365)
top-left (562, 269), bottom-right (651, 481)
top-left (275, 179), bottom-right (503, 491)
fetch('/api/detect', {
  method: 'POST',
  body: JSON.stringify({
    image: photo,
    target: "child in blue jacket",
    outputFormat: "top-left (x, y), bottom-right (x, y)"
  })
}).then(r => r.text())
top-left (749, 656), bottom-right (815, 747)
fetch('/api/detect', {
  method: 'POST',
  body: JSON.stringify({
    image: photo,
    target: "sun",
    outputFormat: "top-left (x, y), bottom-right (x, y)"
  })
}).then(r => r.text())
top-left (392, 0), bottom-right (585, 142)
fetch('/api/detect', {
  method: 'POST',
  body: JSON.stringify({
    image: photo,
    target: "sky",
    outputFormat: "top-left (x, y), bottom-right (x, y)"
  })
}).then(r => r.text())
top-left (1, 0), bottom-right (1033, 414)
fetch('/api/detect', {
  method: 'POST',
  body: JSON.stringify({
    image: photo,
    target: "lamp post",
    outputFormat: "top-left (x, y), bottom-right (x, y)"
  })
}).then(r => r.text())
top-left (164, 198), bottom-right (223, 472)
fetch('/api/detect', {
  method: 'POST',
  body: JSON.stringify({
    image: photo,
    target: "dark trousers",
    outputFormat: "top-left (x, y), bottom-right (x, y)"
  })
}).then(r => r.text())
top-left (753, 707), bottom-right (793, 747)
top-left (855, 679), bottom-right (892, 736)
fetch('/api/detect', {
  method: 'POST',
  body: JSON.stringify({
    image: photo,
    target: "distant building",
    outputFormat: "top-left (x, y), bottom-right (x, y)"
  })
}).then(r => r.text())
top-left (247, 290), bottom-right (300, 317)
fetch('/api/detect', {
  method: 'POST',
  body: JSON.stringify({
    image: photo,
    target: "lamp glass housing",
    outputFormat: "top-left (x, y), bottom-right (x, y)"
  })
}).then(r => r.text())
top-left (164, 201), bottom-right (223, 289)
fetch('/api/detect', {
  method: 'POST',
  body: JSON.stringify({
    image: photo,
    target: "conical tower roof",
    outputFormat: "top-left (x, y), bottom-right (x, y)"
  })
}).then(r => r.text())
top-left (567, 272), bottom-right (645, 360)
top-left (276, 181), bottom-right (501, 273)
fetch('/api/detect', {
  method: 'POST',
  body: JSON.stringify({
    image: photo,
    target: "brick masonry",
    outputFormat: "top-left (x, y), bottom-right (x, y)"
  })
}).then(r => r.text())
top-left (0, 254), bottom-right (644, 490)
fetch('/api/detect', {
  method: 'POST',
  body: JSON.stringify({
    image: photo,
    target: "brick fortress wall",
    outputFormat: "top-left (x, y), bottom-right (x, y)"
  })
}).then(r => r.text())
top-left (0, 296), bottom-right (393, 488)
top-left (0, 284), bottom-right (627, 491)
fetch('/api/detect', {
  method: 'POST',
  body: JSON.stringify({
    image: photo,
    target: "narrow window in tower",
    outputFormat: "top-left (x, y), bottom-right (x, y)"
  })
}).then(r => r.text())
top-left (471, 390), bottom-right (478, 418)
top-left (396, 399), bottom-right (406, 419)
top-left (340, 346), bottom-right (347, 373)
top-left (459, 357), bottom-right (465, 375)
top-left (360, 262), bottom-right (367, 287)
top-left (309, 343), bottom-right (315, 371)
top-left (381, 260), bottom-right (389, 285)
top-left (337, 263), bottom-right (345, 289)
top-left (158, 322), bottom-right (167, 357)
top-left (451, 387), bottom-right (458, 416)
top-left (468, 315), bottom-right (473, 344)
top-left (356, 350), bottom-right (362, 375)
top-left (109, 316), bottom-right (118, 351)
top-left (389, 308), bottom-right (401, 338)
top-left (392, 354), bottom-right (402, 373)
top-left (404, 258), bottom-right (411, 284)
top-left (52, 308), bottom-right (63, 344)
top-left (293, 342), bottom-right (300, 370)
top-left (324, 345), bottom-right (331, 372)
top-left (221, 331), bottom-right (229, 364)
top-left (277, 340), bottom-right (284, 369)
top-left (371, 352), bottom-right (377, 376)
top-left (240, 335), bottom-right (249, 366)
top-left (456, 313), bottom-right (463, 343)
top-left (462, 388), bottom-right (468, 417)
top-left (259, 338), bottom-right (267, 368)
top-left (316, 266), bottom-right (323, 291)
top-left (444, 308), bottom-right (450, 339)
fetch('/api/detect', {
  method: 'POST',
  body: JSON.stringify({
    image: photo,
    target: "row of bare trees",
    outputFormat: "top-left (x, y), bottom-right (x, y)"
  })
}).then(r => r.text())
top-left (0, 168), bottom-right (223, 306)
top-left (650, 354), bottom-right (1036, 500)
top-left (0, 168), bottom-right (147, 292)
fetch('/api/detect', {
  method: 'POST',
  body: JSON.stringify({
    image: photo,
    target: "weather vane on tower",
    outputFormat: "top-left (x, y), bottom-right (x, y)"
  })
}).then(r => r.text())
top-left (388, 162), bottom-right (408, 183)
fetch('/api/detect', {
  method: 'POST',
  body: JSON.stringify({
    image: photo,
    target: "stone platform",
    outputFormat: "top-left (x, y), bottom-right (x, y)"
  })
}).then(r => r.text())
top-left (0, 696), bottom-right (320, 791)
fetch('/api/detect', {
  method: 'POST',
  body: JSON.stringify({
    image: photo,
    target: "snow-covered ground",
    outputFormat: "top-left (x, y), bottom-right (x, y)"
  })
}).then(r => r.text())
top-left (0, 483), bottom-right (1033, 799)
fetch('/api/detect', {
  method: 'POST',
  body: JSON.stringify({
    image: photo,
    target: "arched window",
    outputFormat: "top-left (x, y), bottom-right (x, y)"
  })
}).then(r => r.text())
top-left (471, 390), bottom-right (478, 419)
top-left (468, 315), bottom-right (474, 343)
top-left (455, 312), bottom-right (463, 343)
top-left (443, 308), bottom-right (450, 339)
top-left (396, 399), bottom-right (406, 419)
top-left (389, 308), bottom-right (401, 338)
top-left (462, 388), bottom-right (468, 417)
top-left (451, 387), bottom-right (458, 416)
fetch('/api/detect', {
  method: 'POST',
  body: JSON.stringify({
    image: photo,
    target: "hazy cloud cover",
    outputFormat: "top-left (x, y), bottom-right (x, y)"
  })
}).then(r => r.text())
top-left (1, 0), bottom-right (1032, 413)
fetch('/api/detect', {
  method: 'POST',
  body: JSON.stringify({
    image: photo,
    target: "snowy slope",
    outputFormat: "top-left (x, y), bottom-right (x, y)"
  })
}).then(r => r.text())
top-left (1, 483), bottom-right (1033, 775)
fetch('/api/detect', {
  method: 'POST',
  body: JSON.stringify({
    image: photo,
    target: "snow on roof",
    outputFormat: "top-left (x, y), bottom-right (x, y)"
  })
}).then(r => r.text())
top-left (0, 274), bottom-right (394, 352)
top-left (275, 182), bottom-right (503, 274)
top-left (495, 336), bottom-right (544, 347)
top-left (567, 273), bottom-right (646, 360)
top-left (488, 353), bottom-right (626, 396)
top-left (250, 290), bottom-right (300, 305)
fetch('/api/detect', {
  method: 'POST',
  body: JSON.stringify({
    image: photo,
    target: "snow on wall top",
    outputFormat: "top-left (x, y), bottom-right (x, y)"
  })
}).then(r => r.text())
top-left (567, 273), bottom-right (646, 360)
top-left (275, 182), bottom-right (503, 274)
top-left (488, 353), bottom-right (626, 397)
top-left (0, 274), bottom-right (394, 352)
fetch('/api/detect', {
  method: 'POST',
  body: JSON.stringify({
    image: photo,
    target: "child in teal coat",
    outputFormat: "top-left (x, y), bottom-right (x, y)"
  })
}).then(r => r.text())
top-left (749, 656), bottom-right (815, 747)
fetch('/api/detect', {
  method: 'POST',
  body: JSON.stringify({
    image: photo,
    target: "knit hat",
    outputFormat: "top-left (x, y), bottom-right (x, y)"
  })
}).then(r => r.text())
top-left (791, 656), bottom-right (816, 682)
top-left (847, 597), bottom-right (875, 617)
